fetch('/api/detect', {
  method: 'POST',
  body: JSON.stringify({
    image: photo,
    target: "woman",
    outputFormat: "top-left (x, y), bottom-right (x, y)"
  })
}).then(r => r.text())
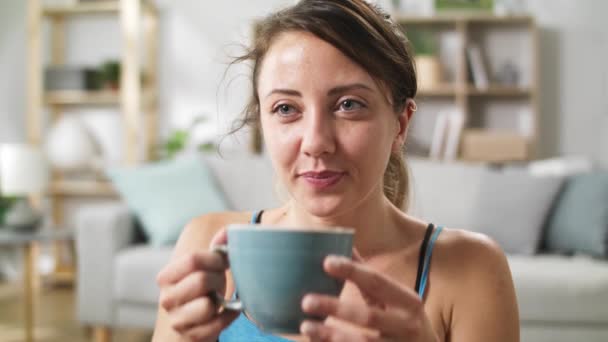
top-left (153, 1), bottom-right (519, 341)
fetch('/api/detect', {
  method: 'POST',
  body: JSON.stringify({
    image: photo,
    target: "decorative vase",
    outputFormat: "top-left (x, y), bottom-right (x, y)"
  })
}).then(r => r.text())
top-left (415, 55), bottom-right (443, 90)
top-left (45, 115), bottom-right (100, 173)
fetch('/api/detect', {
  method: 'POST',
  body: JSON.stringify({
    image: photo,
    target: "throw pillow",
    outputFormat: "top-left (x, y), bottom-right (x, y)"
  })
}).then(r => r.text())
top-left (544, 172), bottom-right (608, 257)
top-left (472, 169), bottom-right (565, 255)
top-left (107, 157), bottom-right (228, 246)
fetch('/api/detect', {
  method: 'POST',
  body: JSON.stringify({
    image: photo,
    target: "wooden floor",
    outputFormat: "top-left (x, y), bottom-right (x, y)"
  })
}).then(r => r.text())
top-left (0, 281), bottom-right (152, 342)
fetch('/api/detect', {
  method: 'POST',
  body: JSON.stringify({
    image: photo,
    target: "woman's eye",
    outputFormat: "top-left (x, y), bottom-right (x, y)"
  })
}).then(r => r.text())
top-left (273, 104), bottom-right (297, 116)
top-left (339, 99), bottom-right (364, 112)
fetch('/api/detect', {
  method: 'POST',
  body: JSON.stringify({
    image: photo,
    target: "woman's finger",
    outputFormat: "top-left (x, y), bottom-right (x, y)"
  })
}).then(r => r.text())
top-left (159, 270), bottom-right (226, 312)
top-left (324, 256), bottom-right (421, 309)
top-left (169, 296), bottom-right (217, 333)
top-left (181, 309), bottom-right (240, 342)
top-left (352, 248), bottom-right (364, 263)
top-left (301, 320), bottom-right (387, 342)
top-left (302, 294), bottom-right (416, 338)
top-left (157, 251), bottom-right (227, 286)
top-left (209, 227), bottom-right (228, 249)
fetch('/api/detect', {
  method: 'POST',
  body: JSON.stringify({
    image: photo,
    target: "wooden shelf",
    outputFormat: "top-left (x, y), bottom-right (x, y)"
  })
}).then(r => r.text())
top-left (418, 85), bottom-right (459, 97)
top-left (42, 1), bottom-right (120, 17)
top-left (45, 90), bottom-right (120, 105)
top-left (47, 180), bottom-right (116, 197)
top-left (396, 14), bottom-right (533, 25)
top-left (390, 14), bottom-right (539, 163)
top-left (467, 86), bottom-right (532, 96)
top-left (45, 89), bottom-right (156, 107)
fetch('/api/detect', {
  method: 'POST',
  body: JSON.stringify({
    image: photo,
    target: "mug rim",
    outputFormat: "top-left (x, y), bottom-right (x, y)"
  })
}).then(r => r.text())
top-left (227, 223), bottom-right (354, 234)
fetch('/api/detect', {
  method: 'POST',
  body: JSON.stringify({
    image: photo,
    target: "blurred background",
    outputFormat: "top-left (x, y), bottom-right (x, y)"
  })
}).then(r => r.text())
top-left (0, 0), bottom-right (607, 341)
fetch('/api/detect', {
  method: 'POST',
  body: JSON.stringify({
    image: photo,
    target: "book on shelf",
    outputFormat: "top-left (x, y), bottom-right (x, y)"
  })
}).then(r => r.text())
top-left (429, 109), bottom-right (465, 161)
top-left (429, 111), bottom-right (449, 160)
top-left (443, 110), bottom-right (465, 161)
top-left (466, 44), bottom-right (489, 89)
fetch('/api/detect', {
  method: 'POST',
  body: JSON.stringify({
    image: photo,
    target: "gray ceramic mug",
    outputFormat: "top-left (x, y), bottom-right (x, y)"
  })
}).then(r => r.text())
top-left (212, 224), bottom-right (354, 334)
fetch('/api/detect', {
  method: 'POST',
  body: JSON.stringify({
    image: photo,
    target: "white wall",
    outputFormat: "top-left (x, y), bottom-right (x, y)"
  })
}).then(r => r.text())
top-left (527, 0), bottom-right (608, 166)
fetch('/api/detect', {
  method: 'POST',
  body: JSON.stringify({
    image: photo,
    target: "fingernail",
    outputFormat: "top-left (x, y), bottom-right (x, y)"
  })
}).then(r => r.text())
top-left (302, 295), bottom-right (319, 311)
top-left (301, 321), bottom-right (318, 335)
top-left (327, 255), bottom-right (347, 268)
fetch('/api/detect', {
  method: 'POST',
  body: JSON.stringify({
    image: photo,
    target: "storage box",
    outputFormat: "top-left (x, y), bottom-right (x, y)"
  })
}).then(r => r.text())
top-left (460, 130), bottom-right (529, 163)
top-left (44, 66), bottom-right (101, 91)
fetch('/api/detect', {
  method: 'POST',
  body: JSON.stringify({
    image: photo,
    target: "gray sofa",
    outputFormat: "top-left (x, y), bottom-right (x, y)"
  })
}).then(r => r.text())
top-left (76, 155), bottom-right (608, 341)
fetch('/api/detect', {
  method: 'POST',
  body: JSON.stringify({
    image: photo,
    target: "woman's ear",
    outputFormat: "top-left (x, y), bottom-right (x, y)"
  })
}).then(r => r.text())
top-left (392, 99), bottom-right (416, 152)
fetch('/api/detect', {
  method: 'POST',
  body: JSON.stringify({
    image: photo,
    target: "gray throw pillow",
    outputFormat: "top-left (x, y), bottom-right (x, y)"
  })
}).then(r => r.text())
top-left (544, 172), bottom-right (608, 257)
top-left (471, 169), bottom-right (565, 255)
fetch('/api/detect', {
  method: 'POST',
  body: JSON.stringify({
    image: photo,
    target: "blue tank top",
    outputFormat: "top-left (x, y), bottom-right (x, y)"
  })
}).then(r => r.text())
top-left (219, 210), bottom-right (443, 341)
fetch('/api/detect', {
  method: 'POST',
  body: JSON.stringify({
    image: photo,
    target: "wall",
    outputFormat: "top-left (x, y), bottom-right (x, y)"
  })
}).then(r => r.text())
top-left (527, 0), bottom-right (608, 166)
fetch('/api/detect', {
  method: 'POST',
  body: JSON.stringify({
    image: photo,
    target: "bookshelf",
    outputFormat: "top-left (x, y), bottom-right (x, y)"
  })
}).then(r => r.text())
top-left (396, 14), bottom-right (539, 163)
top-left (26, 0), bottom-right (159, 289)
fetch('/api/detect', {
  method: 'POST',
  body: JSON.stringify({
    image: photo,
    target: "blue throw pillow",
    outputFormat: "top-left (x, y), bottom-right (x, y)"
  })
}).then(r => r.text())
top-left (107, 157), bottom-right (228, 246)
top-left (544, 172), bottom-right (608, 257)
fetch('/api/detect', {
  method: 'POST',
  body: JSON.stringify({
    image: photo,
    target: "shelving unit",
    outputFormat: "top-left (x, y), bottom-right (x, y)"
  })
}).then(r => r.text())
top-left (396, 14), bottom-right (539, 162)
top-left (26, 0), bottom-right (159, 285)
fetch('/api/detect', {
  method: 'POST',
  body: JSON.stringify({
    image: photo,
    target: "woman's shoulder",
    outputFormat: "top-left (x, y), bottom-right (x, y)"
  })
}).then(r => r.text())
top-left (434, 227), bottom-right (508, 274)
top-left (432, 227), bottom-right (513, 297)
top-left (431, 228), bottom-right (519, 338)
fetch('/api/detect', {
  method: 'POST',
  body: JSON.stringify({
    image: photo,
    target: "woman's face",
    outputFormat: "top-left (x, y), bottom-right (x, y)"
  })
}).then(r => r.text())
top-left (257, 31), bottom-right (409, 217)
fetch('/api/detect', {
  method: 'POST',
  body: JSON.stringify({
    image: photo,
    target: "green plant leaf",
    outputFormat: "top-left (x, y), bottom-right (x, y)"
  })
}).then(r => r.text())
top-left (407, 28), bottom-right (438, 56)
top-left (163, 130), bottom-right (189, 159)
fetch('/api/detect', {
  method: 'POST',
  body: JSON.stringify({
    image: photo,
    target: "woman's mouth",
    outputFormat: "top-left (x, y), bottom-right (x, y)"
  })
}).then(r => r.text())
top-left (299, 171), bottom-right (345, 189)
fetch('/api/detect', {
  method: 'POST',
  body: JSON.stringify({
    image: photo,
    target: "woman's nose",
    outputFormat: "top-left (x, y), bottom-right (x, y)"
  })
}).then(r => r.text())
top-left (300, 109), bottom-right (336, 158)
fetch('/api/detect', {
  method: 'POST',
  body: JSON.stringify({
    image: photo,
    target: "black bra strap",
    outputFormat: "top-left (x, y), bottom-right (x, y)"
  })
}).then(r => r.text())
top-left (254, 210), bottom-right (264, 224)
top-left (415, 223), bottom-right (435, 294)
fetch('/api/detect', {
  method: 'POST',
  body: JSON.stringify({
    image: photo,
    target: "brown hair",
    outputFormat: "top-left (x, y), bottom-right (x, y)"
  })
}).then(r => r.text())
top-left (231, 0), bottom-right (417, 210)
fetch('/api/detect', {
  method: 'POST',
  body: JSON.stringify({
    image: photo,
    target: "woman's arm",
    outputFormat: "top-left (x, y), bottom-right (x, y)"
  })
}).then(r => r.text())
top-left (447, 232), bottom-right (520, 342)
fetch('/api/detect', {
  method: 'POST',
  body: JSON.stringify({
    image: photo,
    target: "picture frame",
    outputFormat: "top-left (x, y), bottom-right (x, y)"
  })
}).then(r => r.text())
top-left (435, 0), bottom-right (494, 13)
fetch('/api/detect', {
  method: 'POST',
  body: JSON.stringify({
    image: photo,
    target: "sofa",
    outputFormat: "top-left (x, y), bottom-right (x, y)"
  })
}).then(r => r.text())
top-left (75, 154), bottom-right (608, 341)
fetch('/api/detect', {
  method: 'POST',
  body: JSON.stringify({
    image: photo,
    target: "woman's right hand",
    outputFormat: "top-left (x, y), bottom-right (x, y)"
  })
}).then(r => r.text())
top-left (156, 228), bottom-right (239, 342)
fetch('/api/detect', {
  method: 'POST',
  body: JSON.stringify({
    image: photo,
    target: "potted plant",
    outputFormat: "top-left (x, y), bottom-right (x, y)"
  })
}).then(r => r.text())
top-left (101, 60), bottom-right (121, 90)
top-left (0, 196), bottom-right (17, 227)
top-left (407, 29), bottom-right (443, 90)
top-left (159, 117), bottom-right (218, 160)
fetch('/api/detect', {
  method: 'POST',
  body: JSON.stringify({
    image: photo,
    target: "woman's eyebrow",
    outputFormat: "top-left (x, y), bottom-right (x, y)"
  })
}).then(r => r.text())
top-left (265, 83), bottom-right (373, 99)
top-left (327, 83), bottom-right (373, 96)
top-left (265, 89), bottom-right (301, 99)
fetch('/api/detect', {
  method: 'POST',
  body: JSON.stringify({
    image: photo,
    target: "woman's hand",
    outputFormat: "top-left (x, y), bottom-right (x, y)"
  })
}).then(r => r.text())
top-left (156, 228), bottom-right (239, 342)
top-left (300, 252), bottom-right (439, 342)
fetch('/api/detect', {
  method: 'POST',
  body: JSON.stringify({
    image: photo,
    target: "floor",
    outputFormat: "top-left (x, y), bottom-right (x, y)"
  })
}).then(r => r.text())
top-left (0, 281), bottom-right (152, 342)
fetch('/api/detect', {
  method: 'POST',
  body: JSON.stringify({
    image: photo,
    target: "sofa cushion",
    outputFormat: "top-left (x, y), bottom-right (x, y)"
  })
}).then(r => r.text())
top-left (108, 157), bottom-right (229, 246)
top-left (508, 254), bottom-right (608, 323)
top-left (408, 158), bottom-right (564, 254)
top-left (114, 246), bottom-right (173, 305)
top-left (544, 171), bottom-right (608, 257)
top-left (408, 158), bottom-right (485, 228)
top-left (472, 169), bottom-right (564, 254)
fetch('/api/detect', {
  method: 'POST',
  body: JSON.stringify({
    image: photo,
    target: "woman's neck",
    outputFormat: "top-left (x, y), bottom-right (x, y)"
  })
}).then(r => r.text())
top-left (281, 188), bottom-right (406, 258)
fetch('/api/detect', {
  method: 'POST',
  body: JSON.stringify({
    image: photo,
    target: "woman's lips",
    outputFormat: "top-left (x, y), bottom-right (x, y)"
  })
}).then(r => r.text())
top-left (299, 171), bottom-right (345, 189)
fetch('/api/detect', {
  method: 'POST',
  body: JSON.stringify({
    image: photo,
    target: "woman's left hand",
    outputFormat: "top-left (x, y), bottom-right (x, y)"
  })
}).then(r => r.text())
top-left (300, 253), bottom-right (439, 342)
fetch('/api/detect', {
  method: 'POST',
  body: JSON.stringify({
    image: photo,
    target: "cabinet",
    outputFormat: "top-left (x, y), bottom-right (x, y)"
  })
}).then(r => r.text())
top-left (26, 0), bottom-right (159, 282)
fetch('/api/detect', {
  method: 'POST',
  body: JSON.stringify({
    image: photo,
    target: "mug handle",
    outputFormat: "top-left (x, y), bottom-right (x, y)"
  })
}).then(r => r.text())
top-left (210, 244), bottom-right (243, 312)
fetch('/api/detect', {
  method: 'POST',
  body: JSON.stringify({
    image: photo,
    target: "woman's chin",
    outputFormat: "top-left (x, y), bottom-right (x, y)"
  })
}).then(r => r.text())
top-left (299, 196), bottom-right (352, 220)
